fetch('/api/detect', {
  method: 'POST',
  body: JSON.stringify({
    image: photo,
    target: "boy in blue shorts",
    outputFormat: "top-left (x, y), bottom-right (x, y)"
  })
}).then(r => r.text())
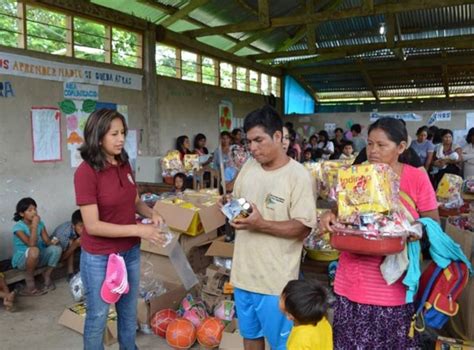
top-left (229, 106), bottom-right (317, 349)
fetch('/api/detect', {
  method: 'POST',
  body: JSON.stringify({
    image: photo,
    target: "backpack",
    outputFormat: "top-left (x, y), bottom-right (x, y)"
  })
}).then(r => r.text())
top-left (413, 261), bottom-right (469, 333)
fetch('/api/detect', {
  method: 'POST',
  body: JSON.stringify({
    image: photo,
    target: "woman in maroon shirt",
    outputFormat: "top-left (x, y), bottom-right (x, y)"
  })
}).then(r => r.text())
top-left (74, 109), bottom-right (165, 349)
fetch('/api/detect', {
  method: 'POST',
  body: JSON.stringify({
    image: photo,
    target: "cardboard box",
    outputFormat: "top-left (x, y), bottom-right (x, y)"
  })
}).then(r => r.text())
top-left (140, 229), bottom-right (218, 256)
top-left (205, 236), bottom-right (234, 258)
top-left (435, 336), bottom-right (474, 349)
top-left (154, 196), bottom-right (225, 236)
top-left (58, 302), bottom-right (118, 346)
top-left (137, 238), bottom-right (199, 326)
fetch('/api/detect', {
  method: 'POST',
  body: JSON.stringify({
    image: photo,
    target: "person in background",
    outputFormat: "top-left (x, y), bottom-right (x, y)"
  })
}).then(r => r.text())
top-left (350, 124), bottom-right (367, 153)
top-left (282, 126), bottom-right (291, 154)
top-left (428, 125), bottom-right (442, 145)
top-left (332, 127), bottom-right (345, 154)
top-left (280, 279), bottom-right (333, 350)
top-left (321, 117), bottom-right (439, 349)
top-left (172, 172), bottom-right (186, 193)
top-left (232, 128), bottom-right (244, 146)
top-left (462, 128), bottom-right (474, 178)
top-left (339, 141), bottom-right (355, 160)
top-left (193, 133), bottom-right (213, 167)
top-left (74, 109), bottom-right (165, 349)
top-left (432, 129), bottom-right (463, 188)
top-left (307, 135), bottom-right (319, 150)
top-left (317, 130), bottom-right (335, 160)
top-left (410, 126), bottom-right (435, 171)
top-left (214, 131), bottom-right (237, 193)
top-left (52, 209), bottom-right (84, 281)
top-left (12, 197), bottom-right (62, 295)
top-left (288, 129), bottom-right (302, 161)
top-left (176, 135), bottom-right (192, 161)
top-left (302, 148), bottom-right (313, 163)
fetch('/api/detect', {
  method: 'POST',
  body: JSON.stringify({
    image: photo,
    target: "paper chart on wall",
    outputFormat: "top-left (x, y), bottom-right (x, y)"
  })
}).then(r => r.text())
top-left (31, 107), bottom-right (62, 162)
top-left (60, 99), bottom-right (96, 168)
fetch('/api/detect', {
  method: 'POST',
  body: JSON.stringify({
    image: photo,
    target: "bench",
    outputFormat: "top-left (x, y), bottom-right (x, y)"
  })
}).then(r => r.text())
top-left (4, 266), bottom-right (48, 285)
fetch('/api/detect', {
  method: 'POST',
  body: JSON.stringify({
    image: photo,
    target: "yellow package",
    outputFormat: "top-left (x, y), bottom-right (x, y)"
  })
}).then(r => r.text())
top-left (162, 150), bottom-right (183, 172)
top-left (320, 160), bottom-right (352, 200)
top-left (436, 174), bottom-right (463, 200)
top-left (304, 161), bottom-right (322, 179)
top-left (337, 163), bottom-right (394, 219)
top-left (184, 154), bottom-right (200, 172)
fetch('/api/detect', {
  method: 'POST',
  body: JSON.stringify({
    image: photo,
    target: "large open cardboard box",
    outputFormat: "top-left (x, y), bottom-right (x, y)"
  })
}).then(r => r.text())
top-left (205, 236), bottom-right (234, 258)
top-left (141, 229), bottom-right (218, 256)
top-left (58, 302), bottom-right (118, 346)
top-left (137, 236), bottom-right (199, 326)
top-left (153, 196), bottom-right (225, 236)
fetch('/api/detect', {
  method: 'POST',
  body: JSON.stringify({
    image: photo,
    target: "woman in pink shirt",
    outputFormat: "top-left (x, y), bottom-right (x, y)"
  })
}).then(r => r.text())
top-left (321, 117), bottom-right (439, 349)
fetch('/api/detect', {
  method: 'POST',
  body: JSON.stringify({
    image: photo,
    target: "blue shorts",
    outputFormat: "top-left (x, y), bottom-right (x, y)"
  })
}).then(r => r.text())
top-left (234, 287), bottom-right (292, 350)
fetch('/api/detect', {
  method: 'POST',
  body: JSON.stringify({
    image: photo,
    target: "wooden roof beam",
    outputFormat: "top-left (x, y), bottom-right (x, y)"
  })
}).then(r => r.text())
top-left (288, 54), bottom-right (474, 75)
top-left (359, 64), bottom-right (379, 100)
top-left (306, 0), bottom-right (317, 53)
top-left (442, 65), bottom-right (450, 98)
top-left (248, 34), bottom-right (474, 62)
top-left (184, 0), bottom-right (474, 37)
top-left (362, 0), bottom-right (374, 13)
top-left (258, 0), bottom-right (270, 27)
top-left (160, 0), bottom-right (210, 28)
top-left (226, 29), bottom-right (273, 53)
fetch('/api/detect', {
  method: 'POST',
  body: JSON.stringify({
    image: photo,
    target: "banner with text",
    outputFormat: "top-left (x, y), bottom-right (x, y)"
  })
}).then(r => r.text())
top-left (0, 51), bottom-right (142, 90)
top-left (369, 112), bottom-right (422, 122)
top-left (427, 111), bottom-right (451, 125)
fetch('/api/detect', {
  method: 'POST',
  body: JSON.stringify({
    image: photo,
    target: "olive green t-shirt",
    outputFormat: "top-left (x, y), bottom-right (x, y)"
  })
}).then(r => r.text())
top-left (230, 158), bottom-right (317, 295)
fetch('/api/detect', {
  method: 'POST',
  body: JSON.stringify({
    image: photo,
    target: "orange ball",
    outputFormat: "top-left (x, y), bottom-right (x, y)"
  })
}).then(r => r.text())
top-left (150, 309), bottom-right (178, 338)
top-left (166, 318), bottom-right (196, 349)
top-left (196, 317), bottom-right (225, 348)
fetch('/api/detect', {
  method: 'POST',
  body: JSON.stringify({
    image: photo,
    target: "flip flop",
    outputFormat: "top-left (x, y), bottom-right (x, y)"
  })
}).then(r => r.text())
top-left (17, 288), bottom-right (48, 297)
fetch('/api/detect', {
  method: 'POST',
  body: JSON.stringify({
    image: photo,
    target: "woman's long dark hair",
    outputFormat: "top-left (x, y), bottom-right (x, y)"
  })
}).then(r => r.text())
top-left (318, 130), bottom-right (329, 148)
top-left (79, 109), bottom-right (129, 171)
top-left (466, 128), bottom-right (474, 144)
top-left (176, 135), bottom-right (189, 153)
top-left (193, 133), bottom-right (207, 151)
top-left (13, 197), bottom-right (37, 222)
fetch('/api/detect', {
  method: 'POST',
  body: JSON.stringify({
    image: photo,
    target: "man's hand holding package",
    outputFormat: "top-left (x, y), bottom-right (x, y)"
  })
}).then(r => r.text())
top-left (230, 203), bottom-right (264, 231)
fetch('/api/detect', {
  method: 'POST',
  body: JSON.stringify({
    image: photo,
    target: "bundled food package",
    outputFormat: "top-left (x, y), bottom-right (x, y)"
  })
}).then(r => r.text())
top-left (331, 163), bottom-right (410, 255)
top-left (161, 150), bottom-right (184, 177)
top-left (319, 160), bottom-right (352, 200)
top-left (337, 163), bottom-right (397, 221)
top-left (304, 229), bottom-right (339, 261)
top-left (463, 177), bottom-right (474, 194)
top-left (184, 154), bottom-right (200, 172)
top-left (437, 173), bottom-right (464, 209)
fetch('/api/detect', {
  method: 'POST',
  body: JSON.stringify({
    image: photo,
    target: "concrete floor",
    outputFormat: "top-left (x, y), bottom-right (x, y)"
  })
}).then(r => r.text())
top-left (0, 279), bottom-right (200, 350)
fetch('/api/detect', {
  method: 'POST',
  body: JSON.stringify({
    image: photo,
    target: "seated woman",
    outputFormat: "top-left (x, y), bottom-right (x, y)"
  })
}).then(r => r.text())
top-left (193, 133), bottom-right (213, 166)
top-left (176, 135), bottom-right (193, 161)
top-left (12, 197), bottom-right (62, 296)
top-left (432, 129), bottom-right (463, 188)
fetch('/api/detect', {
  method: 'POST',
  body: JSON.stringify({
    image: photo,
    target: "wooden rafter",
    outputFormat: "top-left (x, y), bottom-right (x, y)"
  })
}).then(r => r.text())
top-left (247, 34), bottom-right (474, 62)
top-left (138, 0), bottom-right (265, 53)
top-left (288, 54), bottom-right (474, 75)
top-left (359, 62), bottom-right (379, 100)
top-left (226, 29), bottom-right (273, 53)
top-left (306, 0), bottom-right (316, 53)
top-left (442, 65), bottom-right (450, 98)
top-left (362, 0), bottom-right (374, 13)
top-left (160, 0), bottom-right (210, 28)
top-left (385, 13), bottom-right (395, 48)
top-left (184, 0), bottom-right (474, 37)
top-left (258, 0), bottom-right (270, 27)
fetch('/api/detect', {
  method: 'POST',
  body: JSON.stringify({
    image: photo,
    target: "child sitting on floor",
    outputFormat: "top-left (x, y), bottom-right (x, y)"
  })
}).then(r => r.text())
top-left (0, 272), bottom-right (15, 311)
top-left (12, 197), bottom-right (62, 296)
top-left (172, 172), bottom-right (187, 193)
top-left (280, 279), bottom-right (333, 350)
top-left (52, 209), bottom-right (84, 281)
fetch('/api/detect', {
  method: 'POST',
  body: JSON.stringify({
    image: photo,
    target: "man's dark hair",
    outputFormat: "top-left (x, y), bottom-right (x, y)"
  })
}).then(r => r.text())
top-left (343, 140), bottom-right (354, 148)
top-left (231, 128), bottom-right (242, 136)
top-left (282, 280), bottom-right (329, 325)
top-left (243, 105), bottom-right (283, 137)
top-left (71, 209), bottom-right (83, 225)
top-left (220, 131), bottom-right (231, 138)
top-left (350, 123), bottom-right (362, 134)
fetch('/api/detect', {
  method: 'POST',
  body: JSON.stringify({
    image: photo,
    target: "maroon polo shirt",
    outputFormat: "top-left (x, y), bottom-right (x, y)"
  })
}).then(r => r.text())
top-left (74, 160), bottom-right (139, 254)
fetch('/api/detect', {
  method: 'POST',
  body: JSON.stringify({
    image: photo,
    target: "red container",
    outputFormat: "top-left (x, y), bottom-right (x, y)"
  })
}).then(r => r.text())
top-left (330, 229), bottom-right (405, 256)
